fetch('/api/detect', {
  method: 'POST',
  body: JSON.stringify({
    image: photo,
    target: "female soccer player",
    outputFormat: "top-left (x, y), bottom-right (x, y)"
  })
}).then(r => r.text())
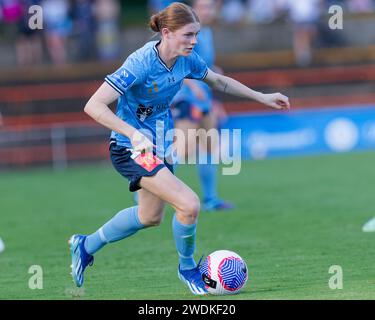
top-left (171, 0), bottom-right (233, 211)
top-left (69, 2), bottom-right (290, 295)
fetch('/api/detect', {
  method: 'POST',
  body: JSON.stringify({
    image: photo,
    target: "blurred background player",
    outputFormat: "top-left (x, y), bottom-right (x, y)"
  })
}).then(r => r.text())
top-left (69, 2), bottom-right (289, 294)
top-left (171, 0), bottom-right (234, 212)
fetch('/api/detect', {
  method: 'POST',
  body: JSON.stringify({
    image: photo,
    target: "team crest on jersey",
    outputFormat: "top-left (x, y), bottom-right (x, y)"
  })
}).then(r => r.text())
top-left (136, 104), bottom-right (153, 121)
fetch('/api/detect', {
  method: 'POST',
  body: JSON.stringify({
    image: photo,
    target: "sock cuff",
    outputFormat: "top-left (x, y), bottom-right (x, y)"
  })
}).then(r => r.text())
top-left (172, 213), bottom-right (196, 231)
top-left (132, 206), bottom-right (145, 229)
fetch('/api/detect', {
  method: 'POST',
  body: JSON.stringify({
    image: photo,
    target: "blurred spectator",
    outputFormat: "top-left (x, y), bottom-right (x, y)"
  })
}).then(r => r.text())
top-left (325, 0), bottom-right (346, 5)
top-left (245, 0), bottom-right (279, 24)
top-left (16, 0), bottom-right (44, 66)
top-left (315, 0), bottom-right (346, 48)
top-left (283, 0), bottom-right (323, 66)
top-left (0, 0), bottom-right (23, 40)
top-left (347, 0), bottom-right (375, 12)
top-left (0, 0), bottom-right (43, 66)
top-left (0, 0), bottom-right (22, 25)
top-left (147, 0), bottom-right (175, 15)
top-left (41, 0), bottom-right (72, 65)
top-left (93, 0), bottom-right (120, 61)
top-left (219, 0), bottom-right (246, 24)
top-left (71, 0), bottom-right (96, 62)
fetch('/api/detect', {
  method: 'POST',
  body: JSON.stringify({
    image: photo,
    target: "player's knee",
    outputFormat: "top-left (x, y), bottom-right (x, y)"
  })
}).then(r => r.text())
top-left (180, 193), bottom-right (200, 222)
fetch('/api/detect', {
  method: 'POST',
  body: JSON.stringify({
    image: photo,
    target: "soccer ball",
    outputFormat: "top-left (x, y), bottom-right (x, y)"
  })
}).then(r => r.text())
top-left (200, 250), bottom-right (248, 295)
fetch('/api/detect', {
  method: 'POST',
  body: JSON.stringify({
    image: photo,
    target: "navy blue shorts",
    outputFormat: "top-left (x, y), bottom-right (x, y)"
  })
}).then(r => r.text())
top-left (110, 142), bottom-right (174, 192)
top-left (172, 101), bottom-right (209, 123)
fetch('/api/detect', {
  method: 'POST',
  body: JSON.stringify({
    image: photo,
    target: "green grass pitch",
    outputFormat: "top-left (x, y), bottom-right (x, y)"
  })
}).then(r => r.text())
top-left (1, 151), bottom-right (375, 300)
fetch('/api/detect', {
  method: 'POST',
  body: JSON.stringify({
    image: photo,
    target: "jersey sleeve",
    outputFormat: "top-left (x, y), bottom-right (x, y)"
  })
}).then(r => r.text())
top-left (186, 51), bottom-right (208, 80)
top-left (105, 55), bottom-right (145, 95)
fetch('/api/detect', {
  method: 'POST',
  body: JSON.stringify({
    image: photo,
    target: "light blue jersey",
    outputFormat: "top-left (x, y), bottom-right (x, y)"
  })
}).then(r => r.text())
top-left (105, 41), bottom-right (208, 157)
top-left (172, 26), bottom-right (215, 113)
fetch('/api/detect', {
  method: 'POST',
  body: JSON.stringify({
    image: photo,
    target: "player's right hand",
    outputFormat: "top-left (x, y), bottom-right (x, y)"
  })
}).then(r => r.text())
top-left (130, 131), bottom-right (155, 154)
top-left (261, 92), bottom-right (290, 110)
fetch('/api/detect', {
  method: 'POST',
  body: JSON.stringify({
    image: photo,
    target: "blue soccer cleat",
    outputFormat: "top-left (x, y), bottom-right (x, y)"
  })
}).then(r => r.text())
top-left (203, 198), bottom-right (235, 212)
top-left (178, 264), bottom-right (208, 296)
top-left (69, 234), bottom-right (94, 287)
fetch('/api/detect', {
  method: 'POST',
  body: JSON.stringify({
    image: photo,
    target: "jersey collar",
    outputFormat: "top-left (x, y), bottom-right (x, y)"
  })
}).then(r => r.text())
top-left (153, 41), bottom-right (178, 73)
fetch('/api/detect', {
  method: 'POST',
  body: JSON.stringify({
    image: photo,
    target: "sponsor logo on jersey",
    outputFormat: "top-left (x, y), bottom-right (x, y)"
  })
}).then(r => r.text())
top-left (136, 105), bottom-right (154, 121)
top-left (117, 67), bottom-right (137, 89)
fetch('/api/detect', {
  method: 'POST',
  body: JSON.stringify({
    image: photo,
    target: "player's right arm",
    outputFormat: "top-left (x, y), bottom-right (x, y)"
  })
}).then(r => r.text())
top-left (84, 82), bottom-right (154, 152)
top-left (204, 69), bottom-right (290, 110)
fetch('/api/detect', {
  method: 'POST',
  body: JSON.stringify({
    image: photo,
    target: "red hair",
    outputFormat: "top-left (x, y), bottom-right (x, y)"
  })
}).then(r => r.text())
top-left (149, 2), bottom-right (199, 33)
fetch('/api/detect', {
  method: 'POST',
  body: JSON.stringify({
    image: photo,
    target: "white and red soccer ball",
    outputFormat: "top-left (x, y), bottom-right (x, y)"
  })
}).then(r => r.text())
top-left (200, 250), bottom-right (248, 295)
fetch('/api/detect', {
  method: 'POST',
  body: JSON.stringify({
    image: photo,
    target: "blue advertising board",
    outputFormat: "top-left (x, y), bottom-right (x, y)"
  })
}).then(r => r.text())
top-left (221, 105), bottom-right (375, 159)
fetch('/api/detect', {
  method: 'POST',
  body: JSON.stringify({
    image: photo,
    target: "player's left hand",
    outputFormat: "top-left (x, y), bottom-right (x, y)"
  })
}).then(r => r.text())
top-left (130, 131), bottom-right (155, 154)
top-left (261, 93), bottom-right (290, 110)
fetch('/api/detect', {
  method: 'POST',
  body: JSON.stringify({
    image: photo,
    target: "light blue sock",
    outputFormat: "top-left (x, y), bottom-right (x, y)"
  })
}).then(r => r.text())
top-left (133, 191), bottom-right (139, 205)
top-left (197, 152), bottom-right (218, 203)
top-left (172, 214), bottom-right (197, 270)
top-left (84, 206), bottom-right (145, 255)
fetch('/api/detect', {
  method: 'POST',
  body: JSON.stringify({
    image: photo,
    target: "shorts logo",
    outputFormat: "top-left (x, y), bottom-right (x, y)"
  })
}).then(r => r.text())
top-left (136, 104), bottom-right (153, 121)
top-left (134, 152), bottom-right (163, 172)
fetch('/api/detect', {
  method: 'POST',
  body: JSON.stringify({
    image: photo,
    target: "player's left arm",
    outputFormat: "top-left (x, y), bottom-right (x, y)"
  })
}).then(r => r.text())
top-left (203, 68), bottom-right (290, 110)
